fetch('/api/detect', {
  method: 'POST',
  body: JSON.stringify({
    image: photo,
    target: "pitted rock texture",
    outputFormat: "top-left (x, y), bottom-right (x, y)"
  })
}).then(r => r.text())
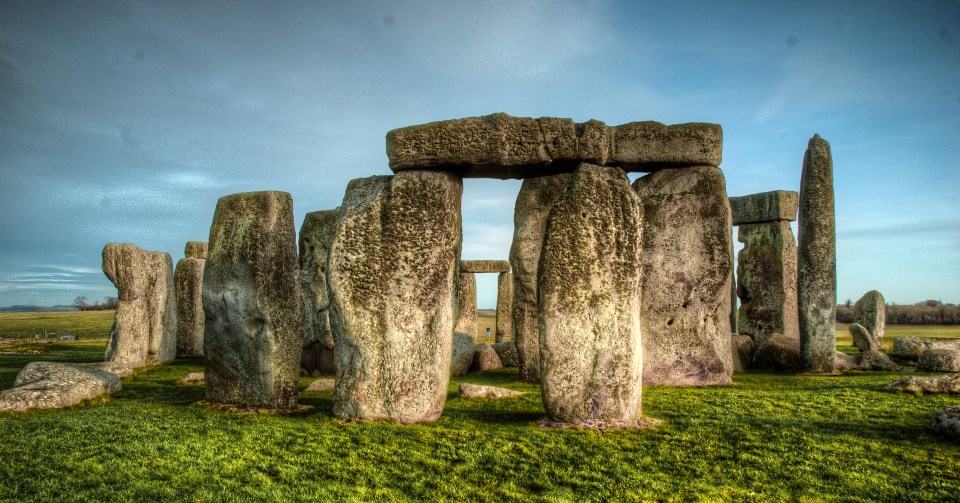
top-left (854, 350), bottom-right (899, 371)
top-left (893, 336), bottom-right (927, 360)
top-left (854, 290), bottom-right (885, 346)
top-left (931, 406), bottom-right (960, 438)
top-left (918, 349), bottom-right (960, 373)
top-left (495, 272), bottom-right (513, 342)
top-left (491, 341), bottom-right (519, 367)
top-left (451, 332), bottom-right (476, 377)
top-left (185, 241), bottom-right (208, 260)
top-left (460, 260), bottom-right (510, 273)
top-left (459, 383), bottom-right (524, 399)
top-left (328, 172), bottom-right (461, 423)
top-left (175, 255), bottom-right (205, 357)
top-left (386, 113), bottom-right (721, 178)
top-left (0, 361), bottom-right (121, 412)
top-left (510, 173), bottom-right (572, 382)
top-left (753, 333), bottom-right (802, 372)
top-left (797, 134), bottom-right (836, 373)
top-left (203, 191), bottom-right (305, 410)
top-left (633, 166), bottom-right (733, 387)
top-left (539, 163), bottom-right (644, 429)
top-left (102, 243), bottom-right (177, 368)
top-left (471, 343), bottom-right (504, 372)
top-left (849, 323), bottom-right (878, 353)
top-left (454, 272), bottom-right (477, 340)
top-left (729, 190), bottom-right (799, 225)
top-left (736, 221), bottom-right (799, 346)
top-left (886, 374), bottom-right (960, 394)
top-left (299, 208), bottom-right (340, 376)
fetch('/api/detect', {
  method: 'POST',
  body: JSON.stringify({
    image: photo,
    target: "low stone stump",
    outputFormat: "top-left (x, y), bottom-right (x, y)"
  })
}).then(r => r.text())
top-left (849, 323), bottom-right (878, 353)
top-left (885, 375), bottom-right (960, 394)
top-left (931, 406), bottom-right (960, 439)
top-left (299, 209), bottom-right (340, 376)
top-left (918, 349), bottom-right (960, 373)
top-left (471, 343), bottom-right (503, 372)
top-left (459, 383), bottom-right (523, 399)
top-left (0, 362), bottom-right (121, 412)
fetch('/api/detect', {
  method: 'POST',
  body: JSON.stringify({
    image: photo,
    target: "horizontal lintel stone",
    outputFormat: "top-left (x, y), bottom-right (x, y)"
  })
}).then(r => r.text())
top-left (729, 190), bottom-right (798, 225)
top-left (460, 260), bottom-right (510, 273)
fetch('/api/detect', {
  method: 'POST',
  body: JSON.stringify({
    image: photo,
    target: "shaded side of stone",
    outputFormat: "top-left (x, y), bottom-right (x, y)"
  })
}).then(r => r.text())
top-left (752, 333), bottom-right (802, 372)
top-left (491, 341), bottom-right (518, 367)
top-left (918, 349), bottom-right (960, 372)
top-left (854, 290), bottom-right (886, 346)
top-left (471, 343), bottom-right (504, 372)
top-left (203, 191), bottom-right (304, 410)
top-left (454, 272), bottom-right (477, 340)
top-left (736, 221), bottom-right (799, 346)
top-left (451, 332), bottom-right (476, 377)
top-left (733, 334), bottom-right (755, 372)
top-left (893, 336), bottom-right (927, 359)
top-left (797, 134), bottom-right (836, 373)
top-left (175, 257), bottom-right (205, 357)
top-left (460, 260), bottom-right (510, 273)
top-left (729, 190), bottom-right (798, 225)
top-left (848, 323), bottom-right (877, 353)
top-left (495, 272), bottom-right (513, 342)
top-left (299, 208), bottom-right (340, 375)
top-left (509, 173), bottom-right (572, 382)
top-left (0, 361), bottom-right (121, 412)
top-left (539, 163), bottom-right (644, 428)
top-left (931, 406), bottom-right (960, 438)
top-left (633, 166), bottom-right (734, 386)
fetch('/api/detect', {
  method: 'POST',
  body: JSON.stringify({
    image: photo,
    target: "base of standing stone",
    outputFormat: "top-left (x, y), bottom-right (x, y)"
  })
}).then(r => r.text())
top-left (536, 416), bottom-right (664, 431)
top-left (203, 402), bottom-right (313, 415)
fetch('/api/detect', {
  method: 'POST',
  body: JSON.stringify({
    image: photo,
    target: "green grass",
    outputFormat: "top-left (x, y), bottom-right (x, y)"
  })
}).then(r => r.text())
top-left (0, 310), bottom-right (115, 341)
top-left (835, 324), bottom-right (960, 352)
top-left (1, 340), bottom-right (959, 502)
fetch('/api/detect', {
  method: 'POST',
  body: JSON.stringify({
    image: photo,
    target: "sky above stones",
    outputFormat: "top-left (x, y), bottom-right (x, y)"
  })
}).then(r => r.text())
top-left (1, 0), bottom-right (958, 308)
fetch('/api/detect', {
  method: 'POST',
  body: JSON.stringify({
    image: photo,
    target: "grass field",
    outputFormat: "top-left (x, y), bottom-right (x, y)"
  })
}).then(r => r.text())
top-left (0, 310), bottom-right (114, 341)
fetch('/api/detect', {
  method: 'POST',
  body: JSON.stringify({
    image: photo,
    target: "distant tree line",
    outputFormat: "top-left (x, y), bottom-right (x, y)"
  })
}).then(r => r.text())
top-left (72, 296), bottom-right (119, 312)
top-left (836, 299), bottom-right (960, 325)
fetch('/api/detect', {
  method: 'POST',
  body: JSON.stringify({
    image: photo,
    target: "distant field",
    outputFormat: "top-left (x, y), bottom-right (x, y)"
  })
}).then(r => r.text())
top-left (0, 310), bottom-right (114, 342)
top-left (835, 323), bottom-right (960, 351)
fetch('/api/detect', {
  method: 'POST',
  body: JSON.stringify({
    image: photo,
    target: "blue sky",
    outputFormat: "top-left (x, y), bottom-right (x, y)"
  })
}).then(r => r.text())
top-left (1, 0), bottom-right (958, 308)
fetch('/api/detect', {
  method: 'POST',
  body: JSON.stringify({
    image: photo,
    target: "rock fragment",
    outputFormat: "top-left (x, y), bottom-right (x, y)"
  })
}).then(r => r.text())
top-left (458, 383), bottom-right (524, 399)
top-left (931, 406), bottom-right (960, 438)
top-left (451, 332), bottom-right (476, 377)
top-left (471, 343), bottom-right (503, 372)
top-left (886, 374), bottom-right (960, 394)
top-left (918, 349), bottom-right (960, 373)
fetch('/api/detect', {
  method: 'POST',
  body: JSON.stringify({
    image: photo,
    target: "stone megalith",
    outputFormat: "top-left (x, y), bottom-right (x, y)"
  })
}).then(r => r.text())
top-left (633, 166), bottom-right (734, 386)
top-left (328, 171), bottom-right (462, 423)
top-left (539, 163), bottom-right (644, 428)
top-left (203, 191), bottom-right (304, 410)
top-left (495, 271), bottom-right (513, 342)
top-left (175, 241), bottom-right (207, 358)
top-left (454, 271), bottom-right (477, 340)
top-left (854, 290), bottom-right (885, 346)
top-left (797, 134), bottom-right (836, 373)
top-left (299, 208), bottom-right (340, 375)
top-left (102, 243), bottom-right (177, 368)
top-left (509, 173), bottom-right (572, 383)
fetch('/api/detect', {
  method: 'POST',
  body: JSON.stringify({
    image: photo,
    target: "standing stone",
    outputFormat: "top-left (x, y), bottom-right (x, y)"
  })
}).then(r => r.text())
top-left (328, 171), bottom-right (462, 423)
top-left (736, 221), bottom-right (799, 346)
top-left (299, 209), bottom-right (340, 375)
top-left (203, 191), bottom-right (304, 410)
top-left (854, 290), bottom-right (886, 346)
top-left (797, 134), bottom-right (836, 373)
top-left (454, 272), bottom-right (477, 340)
top-left (849, 323), bottom-right (878, 353)
top-left (633, 166), bottom-right (734, 386)
top-left (509, 173), bottom-right (572, 382)
top-left (539, 163), bottom-right (644, 428)
top-left (102, 243), bottom-right (177, 368)
top-left (175, 241), bottom-right (207, 358)
top-left (495, 272), bottom-right (513, 342)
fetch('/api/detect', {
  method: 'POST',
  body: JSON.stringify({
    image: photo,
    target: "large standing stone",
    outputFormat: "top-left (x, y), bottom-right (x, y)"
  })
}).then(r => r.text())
top-left (454, 272), bottom-right (477, 340)
top-left (328, 171), bottom-right (462, 423)
top-left (797, 134), bottom-right (836, 373)
top-left (203, 191), bottom-right (304, 410)
top-left (854, 290), bottom-right (886, 346)
top-left (633, 166), bottom-right (734, 386)
top-left (0, 362), bottom-right (122, 412)
top-left (495, 272), bottom-right (513, 342)
top-left (509, 173), bottom-right (572, 382)
top-left (175, 241), bottom-right (207, 358)
top-left (102, 243), bottom-right (177, 368)
top-left (539, 163), bottom-right (644, 428)
top-left (736, 221), bottom-right (799, 346)
top-left (299, 209), bottom-right (340, 375)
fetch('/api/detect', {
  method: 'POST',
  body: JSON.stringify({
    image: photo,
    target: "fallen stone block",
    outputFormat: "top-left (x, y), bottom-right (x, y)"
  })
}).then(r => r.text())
top-left (471, 343), bottom-right (504, 372)
top-left (918, 349), bottom-right (960, 373)
top-left (0, 362), bottom-right (121, 412)
top-left (459, 383), bottom-right (524, 399)
top-left (491, 341), bottom-right (518, 367)
top-left (886, 374), bottom-right (960, 394)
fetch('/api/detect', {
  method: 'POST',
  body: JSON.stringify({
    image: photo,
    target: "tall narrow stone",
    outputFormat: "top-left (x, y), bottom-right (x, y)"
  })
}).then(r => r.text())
top-left (328, 171), bottom-right (462, 423)
top-left (495, 272), bottom-right (513, 342)
top-left (633, 166), bottom-right (733, 386)
top-left (299, 209), bottom-right (340, 375)
top-left (175, 241), bottom-right (207, 358)
top-left (854, 290), bottom-right (885, 346)
top-left (509, 173), bottom-right (572, 382)
top-left (539, 163), bottom-right (644, 428)
top-left (203, 191), bottom-right (304, 410)
top-left (454, 272), bottom-right (477, 340)
top-left (797, 134), bottom-right (836, 373)
top-left (102, 243), bottom-right (177, 368)
top-left (736, 221), bottom-right (799, 346)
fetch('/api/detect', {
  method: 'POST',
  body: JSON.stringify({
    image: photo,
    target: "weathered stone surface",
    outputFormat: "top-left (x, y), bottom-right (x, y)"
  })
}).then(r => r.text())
top-left (886, 374), bottom-right (960, 394)
top-left (180, 372), bottom-right (205, 385)
top-left (729, 190), bottom-right (799, 225)
top-left (102, 243), bottom-right (177, 368)
top-left (329, 171), bottom-right (461, 423)
top-left (460, 260), bottom-right (510, 273)
top-left (459, 383), bottom-right (524, 399)
top-left (299, 208), bottom-right (340, 376)
top-left (510, 173), bottom-right (572, 382)
top-left (854, 290), bottom-right (886, 346)
top-left (753, 333), bottom-right (802, 372)
top-left (0, 361), bottom-right (121, 412)
top-left (454, 272), bottom-right (477, 340)
top-left (893, 336), bottom-right (927, 359)
top-left (184, 241), bottom-right (208, 260)
top-left (304, 378), bottom-right (335, 392)
top-left (931, 406), bottom-right (960, 438)
top-left (203, 191), bottom-right (304, 410)
top-left (849, 323), bottom-right (878, 353)
top-left (451, 332), bottom-right (476, 377)
top-left (539, 163), bottom-right (644, 428)
top-left (736, 221), bottom-right (799, 346)
top-left (835, 352), bottom-right (859, 371)
top-left (733, 334), bottom-right (755, 372)
top-left (386, 113), bottom-right (721, 178)
top-left (491, 341), bottom-right (518, 367)
top-left (633, 166), bottom-right (733, 386)
top-left (175, 256), bottom-right (205, 357)
top-left (90, 361), bottom-right (132, 378)
top-left (918, 349), bottom-right (960, 372)
top-left (495, 272), bottom-right (513, 342)
top-left (797, 134), bottom-right (836, 373)
top-left (855, 350), bottom-right (899, 371)
top-left (471, 343), bottom-right (504, 372)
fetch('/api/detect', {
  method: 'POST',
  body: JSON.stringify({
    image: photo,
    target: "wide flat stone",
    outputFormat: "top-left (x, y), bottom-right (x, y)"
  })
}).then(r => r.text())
top-left (0, 361), bottom-right (121, 412)
top-left (729, 190), bottom-right (798, 225)
top-left (886, 374), bottom-right (960, 394)
top-left (460, 260), bottom-right (510, 273)
top-left (459, 383), bottom-right (524, 399)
